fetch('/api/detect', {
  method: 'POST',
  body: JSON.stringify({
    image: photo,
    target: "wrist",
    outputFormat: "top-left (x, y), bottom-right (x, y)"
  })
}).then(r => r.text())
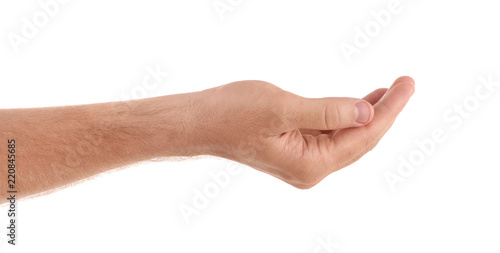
top-left (179, 89), bottom-right (223, 157)
top-left (176, 88), bottom-right (230, 158)
top-left (149, 92), bottom-right (203, 158)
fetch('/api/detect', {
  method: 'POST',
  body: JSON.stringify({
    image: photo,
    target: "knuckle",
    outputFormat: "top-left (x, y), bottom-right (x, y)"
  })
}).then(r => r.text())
top-left (323, 102), bottom-right (341, 129)
top-left (378, 99), bottom-right (394, 115)
top-left (246, 80), bottom-right (281, 93)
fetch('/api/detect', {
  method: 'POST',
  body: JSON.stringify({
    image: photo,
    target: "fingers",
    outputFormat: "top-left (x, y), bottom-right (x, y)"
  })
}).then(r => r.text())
top-left (390, 76), bottom-right (414, 89)
top-left (318, 88), bottom-right (388, 136)
top-left (363, 88), bottom-right (388, 105)
top-left (283, 77), bottom-right (409, 134)
top-left (330, 78), bottom-right (415, 169)
top-left (287, 97), bottom-right (374, 131)
top-left (291, 88), bottom-right (387, 136)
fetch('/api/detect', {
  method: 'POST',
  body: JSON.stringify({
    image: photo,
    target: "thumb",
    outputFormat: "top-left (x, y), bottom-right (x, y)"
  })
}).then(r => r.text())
top-left (288, 97), bottom-right (374, 130)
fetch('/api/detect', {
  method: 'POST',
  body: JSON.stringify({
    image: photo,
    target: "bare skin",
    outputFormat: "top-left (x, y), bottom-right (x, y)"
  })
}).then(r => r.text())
top-left (0, 76), bottom-right (414, 204)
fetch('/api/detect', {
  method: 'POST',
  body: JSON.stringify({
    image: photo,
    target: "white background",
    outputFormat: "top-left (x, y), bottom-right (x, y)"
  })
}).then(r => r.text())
top-left (1, 0), bottom-right (499, 252)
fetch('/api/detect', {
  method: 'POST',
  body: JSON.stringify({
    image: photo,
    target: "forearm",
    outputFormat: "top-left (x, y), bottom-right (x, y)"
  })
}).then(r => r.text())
top-left (0, 92), bottom-right (201, 203)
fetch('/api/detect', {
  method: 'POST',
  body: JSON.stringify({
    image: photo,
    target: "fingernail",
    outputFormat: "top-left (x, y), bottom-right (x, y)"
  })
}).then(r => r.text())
top-left (355, 101), bottom-right (370, 124)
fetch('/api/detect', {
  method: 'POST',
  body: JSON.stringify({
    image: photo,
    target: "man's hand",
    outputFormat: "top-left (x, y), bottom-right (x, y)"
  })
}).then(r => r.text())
top-left (0, 76), bottom-right (414, 203)
top-left (191, 76), bottom-right (415, 189)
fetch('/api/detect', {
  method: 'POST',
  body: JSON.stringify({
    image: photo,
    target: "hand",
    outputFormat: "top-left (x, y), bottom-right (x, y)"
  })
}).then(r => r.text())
top-left (191, 76), bottom-right (415, 189)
